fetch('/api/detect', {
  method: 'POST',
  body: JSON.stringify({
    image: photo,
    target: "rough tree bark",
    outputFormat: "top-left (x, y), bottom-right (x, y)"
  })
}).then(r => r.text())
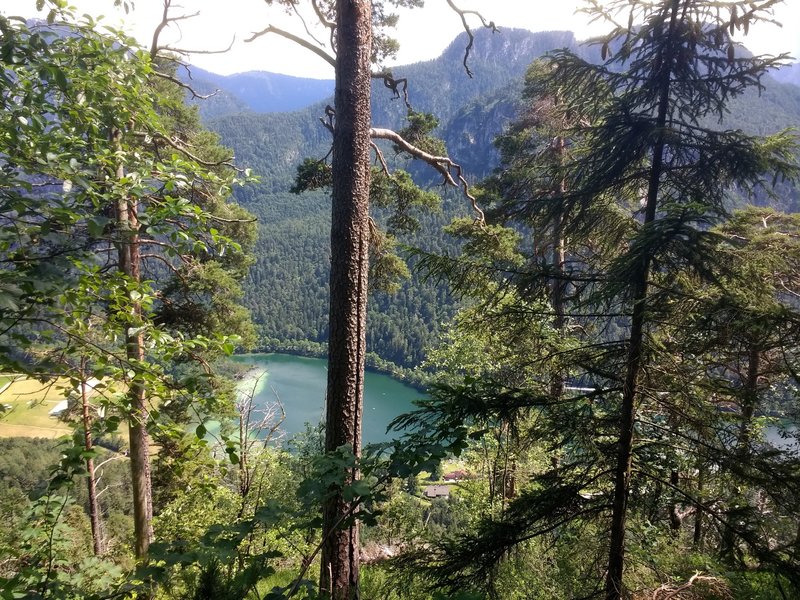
top-left (319, 0), bottom-right (372, 597)
top-left (113, 127), bottom-right (153, 559)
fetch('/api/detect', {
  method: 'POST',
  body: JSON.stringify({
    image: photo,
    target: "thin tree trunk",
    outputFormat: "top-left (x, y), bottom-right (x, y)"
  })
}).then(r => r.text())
top-left (669, 469), bottom-right (682, 531)
top-left (605, 273), bottom-right (649, 600)
top-left (319, 1), bottom-right (372, 598)
top-left (693, 463), bottom-right (705, 550)
top-left (737, 345), bottom-right (761, 455)
top-left (113, 127), bottom-right (153, 559)
top-left (80, 357), bottom-right (104, 556)
top-left (550, 167), bottom-right (567, 401)
top-left (794, 520), bottom-right (800, 559)
top-left (605, 4), bottom-right (679, 597)
top-left (721, 345), bottom-right (761, 563)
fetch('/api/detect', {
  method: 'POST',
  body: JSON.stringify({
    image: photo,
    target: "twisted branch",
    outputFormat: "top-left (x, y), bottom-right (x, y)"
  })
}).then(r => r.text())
top-left (371, 127), bottom-right (485, 224)
top-left (446, 0), bottom-right (498, 78)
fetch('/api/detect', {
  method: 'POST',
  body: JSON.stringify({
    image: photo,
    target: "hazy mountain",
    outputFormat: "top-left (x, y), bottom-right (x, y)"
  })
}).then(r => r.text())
top-left (182, 66), bottom-right (334, 119)
top-left (774, 62), bottom-right (800, 88)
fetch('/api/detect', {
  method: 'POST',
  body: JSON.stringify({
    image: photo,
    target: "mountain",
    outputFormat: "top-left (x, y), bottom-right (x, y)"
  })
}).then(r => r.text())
top-left (774, 62), bottom-right (800, 88)
top-left (182, 66), bottom-right (334, 119)
top-left (195, 28), bottom-right (800, 369)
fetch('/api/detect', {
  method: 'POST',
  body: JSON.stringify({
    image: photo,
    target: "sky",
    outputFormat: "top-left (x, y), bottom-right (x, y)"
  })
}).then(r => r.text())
top-left (2, 0), bottom-right (799, 79)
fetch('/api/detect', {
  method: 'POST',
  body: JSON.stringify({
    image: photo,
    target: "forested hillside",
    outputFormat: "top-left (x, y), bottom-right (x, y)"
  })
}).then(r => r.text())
top-left (200, 28), bottom-right (800, 369)
top-left (3, 2), bottom-right (800, 599)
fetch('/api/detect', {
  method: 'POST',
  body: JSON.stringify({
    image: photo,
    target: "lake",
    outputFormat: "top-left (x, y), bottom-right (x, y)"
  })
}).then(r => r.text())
top-left (232, 353), bottom-right (424, 443)
top-left (765, 422), bottom-right (799, 455)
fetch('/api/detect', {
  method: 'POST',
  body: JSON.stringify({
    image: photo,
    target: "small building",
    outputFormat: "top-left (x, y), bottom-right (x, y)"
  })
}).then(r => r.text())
top-left (424, 485), bottom-right (451, 499)
top-left (443, 470), bottom-right (469, 481)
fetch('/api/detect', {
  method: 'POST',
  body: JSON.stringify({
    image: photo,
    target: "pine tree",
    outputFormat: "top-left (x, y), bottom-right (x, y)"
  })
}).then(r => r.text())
top-left (393, 1), bottom-right (799, 597)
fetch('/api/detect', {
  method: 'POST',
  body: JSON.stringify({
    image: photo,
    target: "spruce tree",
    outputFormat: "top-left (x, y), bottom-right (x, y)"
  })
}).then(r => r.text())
top-left (395, 1), bottom-right (799, 597)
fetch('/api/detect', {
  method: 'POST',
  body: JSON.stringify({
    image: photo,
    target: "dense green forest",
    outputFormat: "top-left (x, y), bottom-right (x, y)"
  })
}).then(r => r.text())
top-left (201, 27), bottom-right (800, 370)
top-left (1, 1), bottom-right (800, 599)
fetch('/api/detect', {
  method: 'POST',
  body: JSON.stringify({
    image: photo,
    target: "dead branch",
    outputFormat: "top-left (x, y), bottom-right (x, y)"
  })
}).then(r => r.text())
top-left (131, 131), bottom-right (238, 170)
top-left (149, 0), bottom-right (234, 61)
top-left (94, 454), bottom-right (128, 472)
top-left (291, 1), bottom-right (327, 49)
top-left (262, 386), bottom-right (287, 445)
top-left (649, 572), bottom-right (732, 600)
top-left (147, 0), bottom-right (235, 104)
top-left (156, 40), bottom-right (236, 57)
top-left (445, 0), bottom-right (498, 78)
top-left (150, 0), bottom-right (198, 59)
top-left (371, 127), bottom-right (485, 224)
top-left (310, 0), bottom-right (336, 31)
top-left (151, 70), bottom-right (218, 100)
top-left (373, 72), bottom-right (411, 110)
top-left (370, 128), bottom-right (456, 185)
top-left (140, 253), bottom-right (186, 280)
top-left (370, 142), bottom-right (390, 177)
top-left (246, 25), bottom-right (336, 70)
top-left (319, 105), bottom-right (336, 135)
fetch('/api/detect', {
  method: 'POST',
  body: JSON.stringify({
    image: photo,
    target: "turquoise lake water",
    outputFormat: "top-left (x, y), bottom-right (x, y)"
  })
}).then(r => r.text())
top-left (232, 353), bottom-right (423, 443)
top-left (228, 353), bottom-right (798, 454)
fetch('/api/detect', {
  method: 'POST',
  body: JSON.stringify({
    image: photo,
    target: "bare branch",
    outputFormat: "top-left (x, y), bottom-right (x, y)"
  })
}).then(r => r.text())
top-left (372, 72), bottom-right (411, 110)
top-left (151, 70), bottom-right (218, 100)
top-left (148, 0), bottom-right (234, 103)
top-left (150, 0), bottom-right (189, 60)
top-left (651, 572), bottom-right (729, 600)
top-left (246, 25), bottom-right (336, 70)
top-left (370, 142), bottom-right (390, 177)
top-left (322, 104), bottom-right (336, 135)
top-left (293, 1), bottom-right (328, 48)
top-left (371, 127), bottom-right (485, 224)
top-left (95, 454), bottom-right (128, 472)
top-left (445, 0), bottom-right (498, 78)
top-left (149, 0), bottom-right (233, 60)
top-left (310, 0), bottom-right (336, 30)
top-left (131, 131), bottom-right (238, 170)
top-left (155, 39), bottom-right (235, 57)
top-left (140, 252), bottom-right (186, 280)
top-left (310, 0), bottom-right (336, 51)
top-left (371, 128), bottom-right (455, 185)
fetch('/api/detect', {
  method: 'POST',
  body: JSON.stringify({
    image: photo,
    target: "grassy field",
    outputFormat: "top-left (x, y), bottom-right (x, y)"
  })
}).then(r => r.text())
top-left (0, 377), bottom-right (75, 439)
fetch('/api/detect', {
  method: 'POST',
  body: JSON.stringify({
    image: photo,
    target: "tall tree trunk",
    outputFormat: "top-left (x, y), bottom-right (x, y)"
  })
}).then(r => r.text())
top-left (80, 357), bottom-right (104, 556)
top-left (113, 127), bottom-right (153, 559)
top-left (605, 268), bottom-right (650, 600)
top-left (319, 1), bottom-right (372, 598)
top-left (605, 4), bottom-right (679, 597)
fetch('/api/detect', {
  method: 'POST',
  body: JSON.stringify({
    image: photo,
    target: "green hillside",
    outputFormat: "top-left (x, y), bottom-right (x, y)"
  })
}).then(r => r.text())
top-left (203, 28), bottom-right (800, 368)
